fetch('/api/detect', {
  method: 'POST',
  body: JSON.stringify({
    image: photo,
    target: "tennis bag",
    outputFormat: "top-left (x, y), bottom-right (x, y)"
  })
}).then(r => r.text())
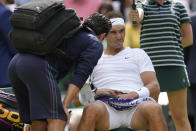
top-left (0, 91), bottom-right (24, 131)
top-left (9, 0), bottom-right (81, 56)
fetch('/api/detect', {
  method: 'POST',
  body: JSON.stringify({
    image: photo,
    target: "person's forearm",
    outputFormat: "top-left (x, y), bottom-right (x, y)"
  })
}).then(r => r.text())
top-left (72, 83), bottom-right (90, 107)
top-left (63, 83), bottom-right (80, 108)
top-left (180, 22), bottom-right (193, 48)
top-left (73, 93), bottom-right (83, 107)
top-left (181, 36), bottom-right (193, 48)
top-left (145, 81), bottom-right (160, 102)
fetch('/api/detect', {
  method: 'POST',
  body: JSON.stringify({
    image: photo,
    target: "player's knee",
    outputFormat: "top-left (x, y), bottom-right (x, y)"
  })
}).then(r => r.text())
top-left (145, 102), bottom-right (163, 118)
top-left (82, 101), bottom-right (105, 120)
top-left (83, 103), bottom-right (97, 113)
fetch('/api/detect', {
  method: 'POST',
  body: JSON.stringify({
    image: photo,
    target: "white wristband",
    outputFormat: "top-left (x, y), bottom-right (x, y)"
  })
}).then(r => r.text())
top-left (135, 87), bottom-right (150, 98)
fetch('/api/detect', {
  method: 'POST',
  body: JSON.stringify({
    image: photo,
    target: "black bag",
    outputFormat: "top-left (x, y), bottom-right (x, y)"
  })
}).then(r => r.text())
top-left (0, 91), bottom-right (24, 131)
top-left (9, 0), bottom-right (65, 30)
top-left (9, 0), bottom-right (81, 56)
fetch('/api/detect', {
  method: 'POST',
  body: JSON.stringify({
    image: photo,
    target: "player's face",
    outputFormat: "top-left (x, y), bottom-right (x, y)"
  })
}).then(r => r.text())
top-left (107, 25), bottom-right (125, 49)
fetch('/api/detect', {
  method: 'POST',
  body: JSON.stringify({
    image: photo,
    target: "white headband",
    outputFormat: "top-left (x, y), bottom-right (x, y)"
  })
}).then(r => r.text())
top-left (110, 18), bottom-right (125, 26)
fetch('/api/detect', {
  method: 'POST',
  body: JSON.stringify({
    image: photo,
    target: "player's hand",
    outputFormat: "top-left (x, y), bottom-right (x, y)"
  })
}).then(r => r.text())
top-left (117, 91), bottom-right (138, 99)
top-left (96, 89), bottom-right (121, 96)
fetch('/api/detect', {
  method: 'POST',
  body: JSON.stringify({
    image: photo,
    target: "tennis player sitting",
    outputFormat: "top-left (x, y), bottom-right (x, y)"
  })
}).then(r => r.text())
top-left (75, 11), bottom-right (168, 131)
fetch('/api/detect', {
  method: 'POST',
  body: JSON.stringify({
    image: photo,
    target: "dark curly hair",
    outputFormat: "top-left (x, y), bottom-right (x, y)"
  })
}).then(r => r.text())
top-left (105, 11), bottom-right (124, 20)
top-left (82, 13), bottom-right (112, 36)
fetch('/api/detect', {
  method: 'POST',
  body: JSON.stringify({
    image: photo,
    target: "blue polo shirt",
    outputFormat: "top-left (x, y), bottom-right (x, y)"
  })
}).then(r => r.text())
top-left (46, 30), bottom-right (103, 89)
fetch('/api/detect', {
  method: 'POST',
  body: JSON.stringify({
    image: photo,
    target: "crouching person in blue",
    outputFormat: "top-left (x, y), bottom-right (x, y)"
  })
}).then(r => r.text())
top-left (8, 13), bottom-right (112, 131)
top-left (77, 11), bottom-right (168, 131)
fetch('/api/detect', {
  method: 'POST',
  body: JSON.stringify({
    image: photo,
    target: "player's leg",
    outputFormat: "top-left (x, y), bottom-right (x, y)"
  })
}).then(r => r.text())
top-left (78, 101), bottom-right (110, 131)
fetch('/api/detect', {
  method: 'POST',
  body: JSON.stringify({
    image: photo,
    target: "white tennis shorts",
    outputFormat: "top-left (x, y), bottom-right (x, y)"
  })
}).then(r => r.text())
top-left (103, 102), bottom-right (138, 130)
